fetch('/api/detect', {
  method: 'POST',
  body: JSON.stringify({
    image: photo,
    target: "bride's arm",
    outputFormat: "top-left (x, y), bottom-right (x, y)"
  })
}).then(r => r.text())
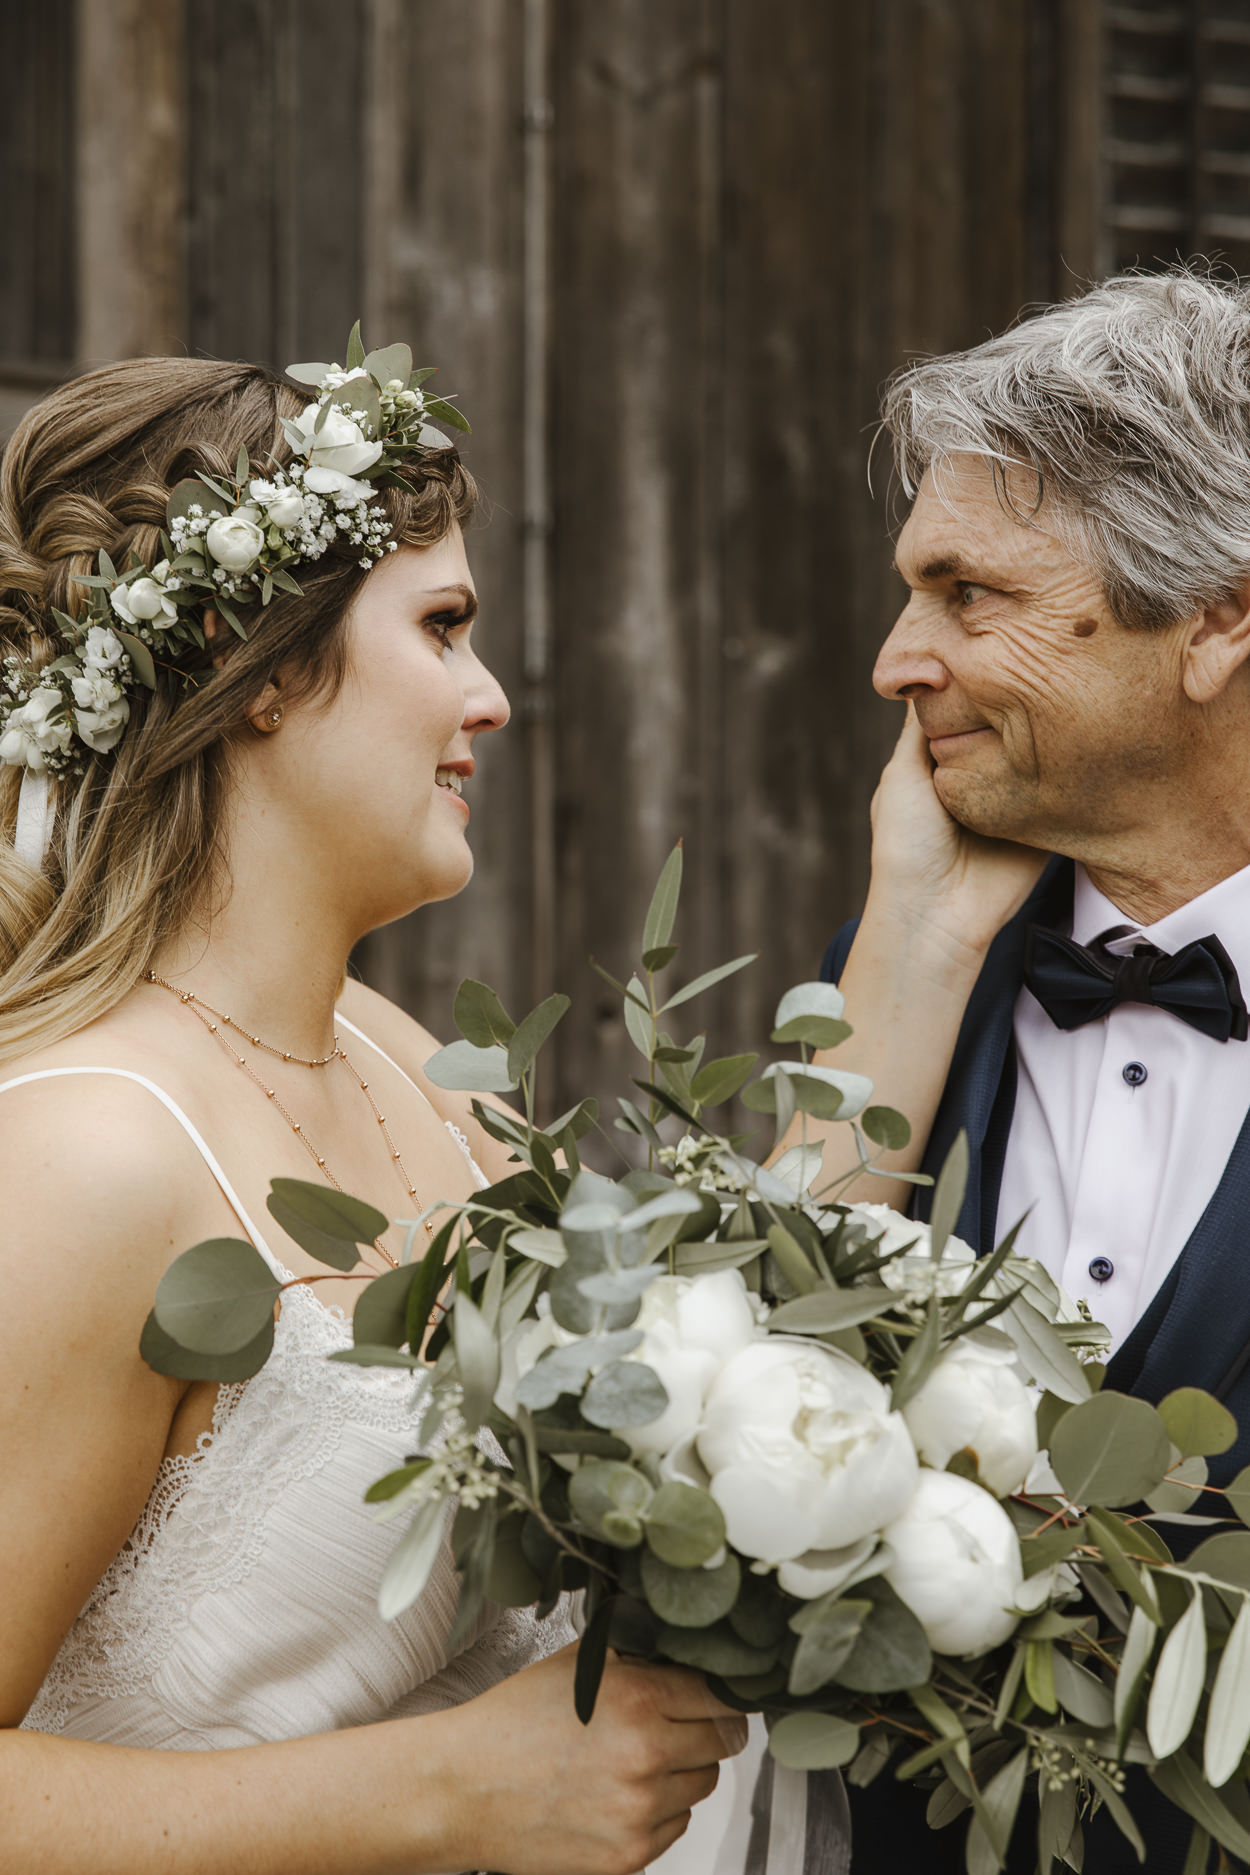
top-left (0, 1081), bottom-right (745, 1875)
top-left (771, 708), bottom-right (1047, 1209)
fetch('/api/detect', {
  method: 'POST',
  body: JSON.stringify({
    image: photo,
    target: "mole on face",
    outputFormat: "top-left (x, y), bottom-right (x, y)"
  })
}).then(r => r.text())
top-left (1072, 618), bottom-right (1098, 639)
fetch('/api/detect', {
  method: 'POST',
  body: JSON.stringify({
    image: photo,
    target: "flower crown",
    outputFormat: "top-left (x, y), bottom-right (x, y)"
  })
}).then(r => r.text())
top-left (0, 325), bottom-right (467, 777)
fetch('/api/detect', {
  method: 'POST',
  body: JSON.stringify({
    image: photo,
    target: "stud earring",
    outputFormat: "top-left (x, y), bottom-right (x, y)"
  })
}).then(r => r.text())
top-left (260, 703), bottom-right (284, 732)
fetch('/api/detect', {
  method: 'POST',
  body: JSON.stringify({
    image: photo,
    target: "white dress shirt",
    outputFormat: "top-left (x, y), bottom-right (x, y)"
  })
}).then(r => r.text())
top-left (997, 861), bottom-right (1250, 1352)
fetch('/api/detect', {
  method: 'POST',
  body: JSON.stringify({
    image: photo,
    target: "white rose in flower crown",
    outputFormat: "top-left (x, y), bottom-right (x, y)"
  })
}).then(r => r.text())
top-left (0, 687), bottom-right (73, 771)
top-left (882, 1469), bottom-right (1024, 1656)
top-left (205, 511), bottom-right (266, 573)
top-left (294, 400), bottom-right (383, 477)
top-left (696, 1338), bottom-right (918, 1563)
top-left (852, 1202), bottom-right (978, 1302)
top-left (303, 465), bottom-right (379, 506)
top-left (902, 1333), bottom-right (1039, 1497)
top-left (618, 1269), bottom-right (762, 1457)
top-left (71, 668), bottom-right (122, 713)
top-left (249, 478), bottom-right (306, 528)
top-left (75, 698), bottom-right (129, 754)
top-left (110, 566), bottom-right (178, 629)
top-left (82, 625), bottom-right (125, 671)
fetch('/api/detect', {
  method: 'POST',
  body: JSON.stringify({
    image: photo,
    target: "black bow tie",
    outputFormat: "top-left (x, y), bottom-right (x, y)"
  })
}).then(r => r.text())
top-left (1024, 924), bottom-right (1250, 1043)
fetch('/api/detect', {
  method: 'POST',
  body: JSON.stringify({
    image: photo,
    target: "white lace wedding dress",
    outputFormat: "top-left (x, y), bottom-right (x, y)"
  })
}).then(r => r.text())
top-left (7, 1013), bottom-right (575, 1869)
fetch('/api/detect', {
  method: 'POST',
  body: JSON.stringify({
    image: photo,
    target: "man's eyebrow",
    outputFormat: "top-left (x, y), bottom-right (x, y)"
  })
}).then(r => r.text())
top-left (892, 553), bottom-right (1011, 586)
top-left (422, 584), bottom-right (478, 619)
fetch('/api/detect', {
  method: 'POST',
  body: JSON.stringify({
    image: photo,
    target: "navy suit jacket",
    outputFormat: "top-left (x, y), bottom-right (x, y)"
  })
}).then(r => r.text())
top-left (820, 859), bottom-right (1250, 1873)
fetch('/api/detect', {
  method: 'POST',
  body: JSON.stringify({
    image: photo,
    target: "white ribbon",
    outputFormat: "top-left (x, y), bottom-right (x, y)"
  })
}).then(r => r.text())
top-left (13, 767), bottom-right (52, 871)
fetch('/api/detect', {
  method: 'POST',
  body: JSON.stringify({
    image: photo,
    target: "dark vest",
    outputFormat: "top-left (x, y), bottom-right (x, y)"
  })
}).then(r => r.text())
top-left (820, 860), bottom-right (1250, 1874)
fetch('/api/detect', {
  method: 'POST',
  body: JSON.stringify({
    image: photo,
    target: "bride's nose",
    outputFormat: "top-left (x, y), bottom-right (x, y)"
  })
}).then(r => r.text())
top-left (462, 654), bottom-right (510, 735)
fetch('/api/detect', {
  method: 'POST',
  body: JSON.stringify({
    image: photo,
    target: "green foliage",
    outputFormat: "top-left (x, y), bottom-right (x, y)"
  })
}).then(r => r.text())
top-left (642, 844), bottom-right (683, 955)
top-left (153, 1238), bottom-right (281, 1355)
top-left (642, 1481), bottom-right (726, 1568)
top-left (421, 1039), bottom-right (517, 1093)
top-left (641, 1549), bottom-right (740, 1627)
top-left (1159, 1387), bottom-right (1238, 1459)
top-left (769, 1711), bottom-right (862, 1770)
top-left (267, 1179), bottom-right (387, 1270)
top-left (1050, 1391), bottom-right (1172, 1507)
top-left (140, 1306), bottom-right (274, 1381)
top-left (861, 1105), bottom-right (912, 1151)
top-left (928, 1130), bottom-right (969, 1261)
top-left (453, 978), bottom-right (516, 1047)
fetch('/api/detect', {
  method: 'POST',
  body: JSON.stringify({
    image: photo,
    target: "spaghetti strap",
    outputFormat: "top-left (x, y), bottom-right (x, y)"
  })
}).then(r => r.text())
top-left (334, 1011), bottom-right (438, 1107)
top-left (0, 1066), bottom-right (290, 1278)
top-left (335, 1009), bottom-right (491, 1190)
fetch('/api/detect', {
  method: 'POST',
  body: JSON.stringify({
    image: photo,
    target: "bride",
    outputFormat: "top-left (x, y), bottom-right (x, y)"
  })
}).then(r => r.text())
top-left (0, 336), bottom-right (1040, 1874)
top-left (0, 346), bottom-right (753, 1874)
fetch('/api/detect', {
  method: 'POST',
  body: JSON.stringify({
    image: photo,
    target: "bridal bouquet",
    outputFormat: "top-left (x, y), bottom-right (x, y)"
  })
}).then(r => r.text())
top-left (148, 851), bottom-right (1250, 1874)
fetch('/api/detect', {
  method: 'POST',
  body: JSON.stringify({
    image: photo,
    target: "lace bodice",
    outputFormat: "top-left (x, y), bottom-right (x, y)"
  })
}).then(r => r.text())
top-left (10, 1020), bottom-right (575, 1750)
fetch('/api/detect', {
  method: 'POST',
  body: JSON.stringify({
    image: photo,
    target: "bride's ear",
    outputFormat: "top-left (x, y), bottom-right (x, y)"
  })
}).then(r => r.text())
top-left (246, 683), bottom-right (284, 736)
top-left (203, 609), bottom-right (232, 673)
top-left (203, 610), bottom-right (284, 733)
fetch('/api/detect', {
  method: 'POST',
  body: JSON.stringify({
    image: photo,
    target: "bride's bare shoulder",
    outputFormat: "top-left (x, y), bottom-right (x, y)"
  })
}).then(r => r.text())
top-left (0, 1010), bottom-right (217, 1269)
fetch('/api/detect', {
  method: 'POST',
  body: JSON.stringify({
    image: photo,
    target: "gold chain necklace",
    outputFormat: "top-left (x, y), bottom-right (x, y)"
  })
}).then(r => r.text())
top-left (143, 970), bottom-right (437, 1268)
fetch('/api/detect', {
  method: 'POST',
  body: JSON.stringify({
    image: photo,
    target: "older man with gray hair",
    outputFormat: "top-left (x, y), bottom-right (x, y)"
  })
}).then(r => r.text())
top-left (822, 264), bottom-right (1250, 1874)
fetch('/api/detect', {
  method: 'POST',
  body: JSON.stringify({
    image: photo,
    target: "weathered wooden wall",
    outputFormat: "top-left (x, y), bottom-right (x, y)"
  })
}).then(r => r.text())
top-left (6, 0), bottom-right (1232, 1123)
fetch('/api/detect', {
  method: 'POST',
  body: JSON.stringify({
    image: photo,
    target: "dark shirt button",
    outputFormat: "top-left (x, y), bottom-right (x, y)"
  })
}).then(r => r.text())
top-left (1122, 1061), bottom-right (1148, 1087)
top-left (1089, 1256), bottom-right (1115, 1284)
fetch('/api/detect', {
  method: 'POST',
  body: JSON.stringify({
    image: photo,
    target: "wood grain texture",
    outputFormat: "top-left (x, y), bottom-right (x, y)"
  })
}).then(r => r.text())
top-left (0, 0), bottom-right (1212, 1130)
top-left (0, 0), bottom-right (77, 365)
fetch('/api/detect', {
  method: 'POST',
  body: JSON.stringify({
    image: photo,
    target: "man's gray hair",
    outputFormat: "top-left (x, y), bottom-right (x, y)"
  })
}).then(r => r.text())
top-left (881, 265), bottom-right (1250, 630)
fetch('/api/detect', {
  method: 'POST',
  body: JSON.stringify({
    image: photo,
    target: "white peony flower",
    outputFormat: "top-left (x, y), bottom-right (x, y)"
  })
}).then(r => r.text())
top-left (75, 698), bottom-right (129, 753)
top-left (303, 465), bottom-right (378, 506)
top-left (618, 1269), bottom-right (762, 1457)
top-left (0, 687), bottom-right (73, 770)
top-left (882, 1469), bottom-right (1024, 1656)
top-left (293, 400), bottom-right (383, 477)
top-left (205, 511), bottom-right (265, 572)
top-left (71, 668), bottom-right (122, 712)
top-left (697, 1338), bottom-right (919, 1563)
top-left (82, 625), bottom-right (126, 671)
top-left (855, 1202), bottom-right (978, 1302)
top-left (902, 1333), bottom-right (1039, 1497)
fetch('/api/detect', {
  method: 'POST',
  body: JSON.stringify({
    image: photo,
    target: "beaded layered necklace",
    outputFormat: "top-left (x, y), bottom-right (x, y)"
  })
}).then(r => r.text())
top-left (143, 970), bottom-right (437, 1269)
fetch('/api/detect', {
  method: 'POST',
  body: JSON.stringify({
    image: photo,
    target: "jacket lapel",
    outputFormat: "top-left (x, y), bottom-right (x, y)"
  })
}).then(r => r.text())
top-left (917, 859), bottom-right (1073, 1252)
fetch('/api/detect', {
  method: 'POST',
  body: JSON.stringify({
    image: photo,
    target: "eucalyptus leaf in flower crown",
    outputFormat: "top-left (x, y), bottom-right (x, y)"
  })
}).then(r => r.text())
top-left (148, 846), bottom-right (1250, 1874)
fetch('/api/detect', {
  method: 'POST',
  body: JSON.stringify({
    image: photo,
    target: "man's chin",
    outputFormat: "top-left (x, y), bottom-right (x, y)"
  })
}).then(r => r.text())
top-left (932, 768), bottom-right (1033, 844)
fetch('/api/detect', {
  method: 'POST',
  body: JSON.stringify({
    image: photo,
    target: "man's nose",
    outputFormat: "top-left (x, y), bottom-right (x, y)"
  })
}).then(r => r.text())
top-left (872, 604), bottom-right (950, 701)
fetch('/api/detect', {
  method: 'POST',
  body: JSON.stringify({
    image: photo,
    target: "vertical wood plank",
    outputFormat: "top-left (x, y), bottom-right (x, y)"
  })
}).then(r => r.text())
top-left (185, 0), bottom-right (365, 366)
top-left (76, 0), bottom-right (185, 362)
top-left (353, 1), bottom-right (530, 1029)
top-left (546, 0), bottom-right (726, 1117)
top-left (0, 0), bottom-right (77, 364)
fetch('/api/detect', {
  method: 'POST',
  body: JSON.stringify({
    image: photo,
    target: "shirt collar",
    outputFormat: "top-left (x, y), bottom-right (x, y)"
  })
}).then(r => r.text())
top-left (1071, 859), bottom-right (1250, 990)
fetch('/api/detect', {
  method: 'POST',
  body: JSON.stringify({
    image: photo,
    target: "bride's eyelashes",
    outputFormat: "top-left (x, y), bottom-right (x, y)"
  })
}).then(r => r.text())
top-left (423, 611), bottom-right (463, 652)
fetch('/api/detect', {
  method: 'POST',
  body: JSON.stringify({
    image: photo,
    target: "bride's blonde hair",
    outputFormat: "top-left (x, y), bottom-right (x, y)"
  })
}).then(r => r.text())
top-left (0, 355), bottom-right (476, 1063)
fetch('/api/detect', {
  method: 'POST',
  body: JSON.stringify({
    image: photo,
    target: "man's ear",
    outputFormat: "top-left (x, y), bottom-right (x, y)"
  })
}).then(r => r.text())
top-left (1183, 580), bottom-right (1250, 704)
